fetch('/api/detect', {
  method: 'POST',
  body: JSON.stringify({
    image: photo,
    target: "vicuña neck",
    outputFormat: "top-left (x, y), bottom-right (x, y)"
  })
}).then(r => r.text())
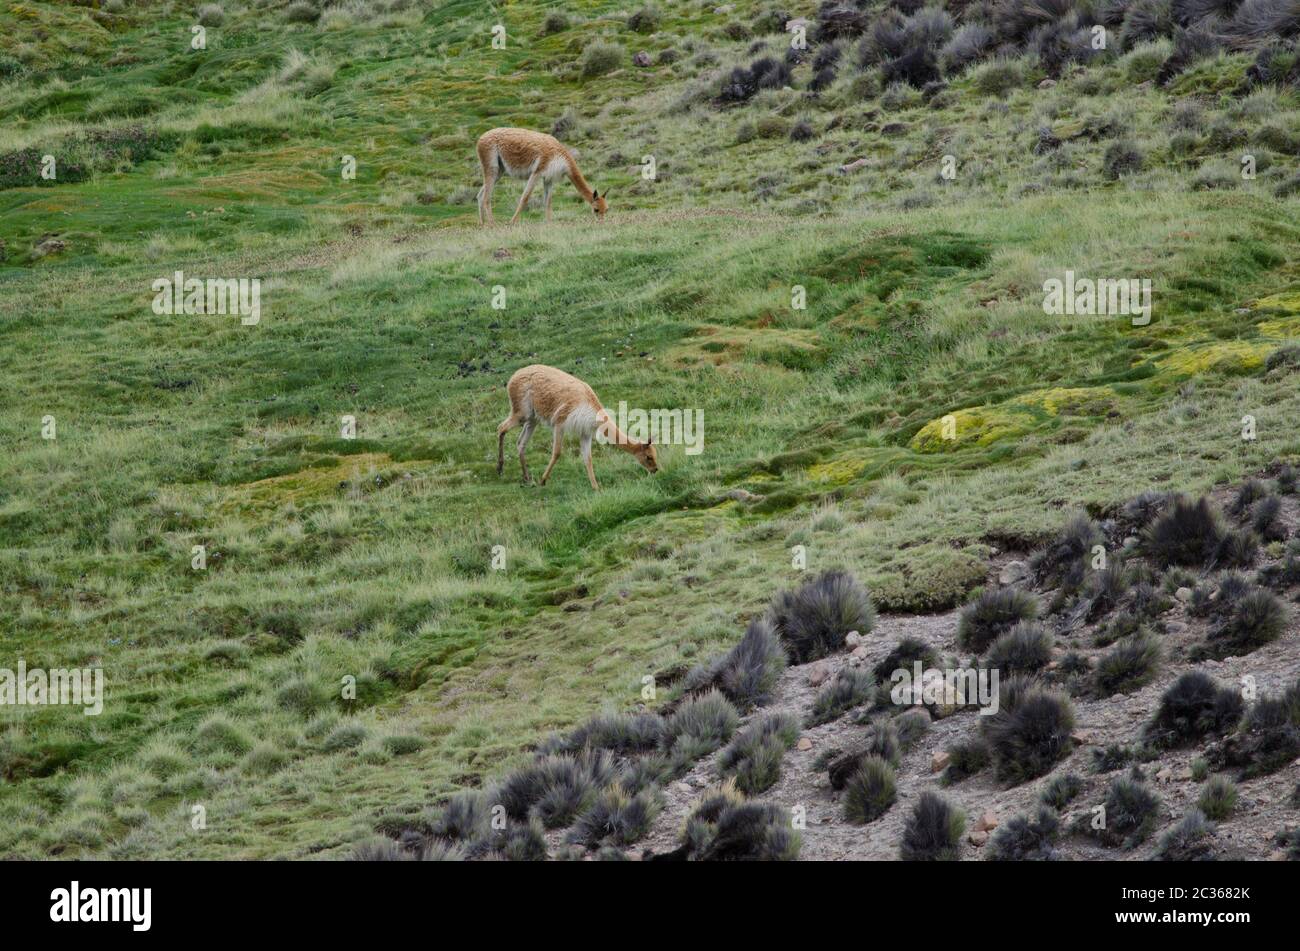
top-left (597, 413), bottom-right (641, 453)
top-left (565, 152), bottom-right (595, 204)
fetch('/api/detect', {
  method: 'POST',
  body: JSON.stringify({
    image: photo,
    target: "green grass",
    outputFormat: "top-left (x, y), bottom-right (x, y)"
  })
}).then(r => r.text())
top-left (1, 0), bottom-right (1299, 858)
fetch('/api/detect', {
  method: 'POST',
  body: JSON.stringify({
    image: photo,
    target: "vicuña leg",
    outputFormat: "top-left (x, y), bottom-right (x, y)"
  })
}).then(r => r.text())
top-left (516, 419), bottom-right (537, 484)
top-left (543, 181), bottom-right (554, 221)
top-left (539, 427), bottom-right (563, 485)
top-left (510, 171), bottom-right (539, 225)
top-left (580, 433), bottom-right (599, 491)
top-left (496, 412), bottom-right (521, 475)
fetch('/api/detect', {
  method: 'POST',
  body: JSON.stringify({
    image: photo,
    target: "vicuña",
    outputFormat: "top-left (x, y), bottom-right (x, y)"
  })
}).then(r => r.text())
top-left (476, 127), bottom-right (607, 225)
top-left (497, 365), bottom-right (658, 490)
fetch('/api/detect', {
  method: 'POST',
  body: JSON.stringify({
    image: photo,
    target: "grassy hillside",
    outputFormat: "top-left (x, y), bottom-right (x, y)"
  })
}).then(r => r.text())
top-left (1, 0), bottom-right (1299, 858)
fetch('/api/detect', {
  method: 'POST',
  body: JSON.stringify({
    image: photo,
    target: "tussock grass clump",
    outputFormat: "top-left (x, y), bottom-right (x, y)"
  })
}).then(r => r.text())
top-left (1211, 527), bottom-right (1259, 569)
top-left (615, 755), bottom-right (670, 795)
top-left (808, 667), bottom-right (876, 726)
top-left (662, 690), bottom-right (739, 768)
top-left (496, 750), bottom-right (618, 828)
top-left (717, 713), bottom-right (799, 794)
top-left (900, 791), bottom-right (964, 861)
top-left (581, 42), bottom-right (624, 78)
top-left (843, 756), bottom-right (896, 824)
top-left (827, 721), bottom-right (902, 789)
top-left (1092, 744), bottom-right (1136, 774)
top-left (986, 806), bottom-right (1061, 861)
top-left (1251, 495), bottom-right (1286, 541)
top-left (1143, 496), bottom-right (1224, 567)
top-left (982, 678), bottom-right (1075, 784)
top-left (541, 711), bottom-right (665, 756)
top-left (1198, 775), bottom-right (1238, 820)
top-left (1031, 512), bottom-right (1103, 592)
top-left (1041, 772), bottom-right (1084, 810)
top-left (957, 588), bottom-right (1040, 653)
top-left (567, 786), bottom-right (662, 847)
top-left (540, 10), bottom-right (570, 34)
top-left (1231, 477), bottom-right (1271, 516)
top-left (1144, 671), bottom-right (1245, 748)
top-left (942, 737), bottom-right (991, 785)
top-left (682, 617), bottom-right (787, 710)
top-left (1089, 772), bottom-right (1161, 848)
top-left (1220, 678), bottom-right (1300, 778)
top-left (873, 636), bottom-right (938, 681)
top-left (1154, 809), bottom-right (1217, 861)
top-left (350, 837), bottom-right (465, 861)
top-left (284, 1), bottom-right (319, 23)
top-left (674, 783), bottom-right (800, 861)
top-left (196, 3), bottom-right (225, 27)
top-left (429, 790), bottom-right (490, 842)
top-left (1092, 632), bottom-right (1161, 697)
top-left (894, 708), bottom-right (931, 747)
top-left (985, 621), bottom-right (1054, 674)
top-left (195, 714), bottom-right (253, 755)
top-left (769, 569), bottom-right (875, 664)
top-left (1200, 588), bottom-right (1288, 658)
top-left (627, 5), bottom-right (661, 33)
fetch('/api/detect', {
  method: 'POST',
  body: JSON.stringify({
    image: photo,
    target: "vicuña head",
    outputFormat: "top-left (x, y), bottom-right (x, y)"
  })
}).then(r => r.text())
top-left (476, 127), bottom-right (609, 226)
top-left (496, 364), bottom-right (659, 490)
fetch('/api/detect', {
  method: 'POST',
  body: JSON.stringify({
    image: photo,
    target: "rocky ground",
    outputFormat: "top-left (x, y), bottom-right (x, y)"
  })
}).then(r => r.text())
top-left (629, 482), bottom-right (1300, 861)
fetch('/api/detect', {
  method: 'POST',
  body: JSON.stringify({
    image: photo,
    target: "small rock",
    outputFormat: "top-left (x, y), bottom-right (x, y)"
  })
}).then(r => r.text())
top-left (807, 662), bottom-right (832, 687)
top-left (633, 50), bottom-right (652, 67)
top-left (931, 751), bottom-right (950, 773)
top-left (1071, 731), bottom-right (1095, 746)
top-left (785, 16), bottom-right (811, 31)
top-left (999, 560), bottom-right (1028, 585)
top-left (1175, 587), bottom-right (1193, 602)
top-left (850, 645), bottom-right (869, 660)
top-left (1165, 621), bottom-right (1187, 635)
top-left (838, 157), bottom-right (869, 175)
top-left (1123, 536), bottom-right (1139, 548)
top-left (674, 782), bottom-right (693, 796)
top-left (968, 830), bottom-right (989, 846)
top-left (845, 630), bottom-right (863, 648)
top-left (974, 811), bottom-right (999, 832)
top-left (1156, 767), bottom-right (1174, 783)
top-left (797, 737), bottom-right (813, 751)
top-left (1038, 78), bottom-right (1057, 89)
top-left (1177, 767), bottom-right (1193, 781)
top-left (1269, 850), bottom-right (1288, 861)
top-left (725, 488), bottom-right (763, 503)
top-left (881, 122), bottom-right (908, 136)
top-left (493, 247), bottom-right (512, 260)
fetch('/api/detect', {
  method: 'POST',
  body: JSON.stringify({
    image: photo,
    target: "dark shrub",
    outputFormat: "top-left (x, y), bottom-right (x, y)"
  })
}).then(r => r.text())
top-left (900, 791), bottom-right (965, 861)
top-left (1084, 558), bottom-right (1129, 620)
top-left (627, 5), bottom-right (661, 33)
top-left (983, 678), bottom-right (1076, 784)
top-left (1202, 588), bottom-right (1287, 657)
top-left (497, 750), bottom-right (619, 828)
top-left (680, 791), bottom-right (801, 861)
top-left (568, 786), bottom-right (662, 847)
top-left (1251, 495), bottom-right (1286, 541)
top-left (769, 569), bottom-right (876, 663)
top-left (808, 667), bottom-right (876, 726)
top-left (1041, 772), bottom-right (1084, 809)
top-left (1144, 671), bottom-right (1244, 748)
top-left (1092, 744), bottom-right (1136, 774)
top-left (828, 721), bottom-right (901, 789)
top-left (986, 806), bottom-right (1061, 860)
top-left (1121, 490), bottom-right (1172, 530)
top-left (874, 636), bottom-right (939, 681)
top-left (843, 755), bottom-right (897, 823)
top-left (1093, 633), bottom-right (1161, 697)
top-left (815, 2), bottom-right (870, 41)
top-left (1157, 23), bottom-right (1222, 83)
top-left (1091, 772), bottom-right (1161, 847)
top-left (681, 616), bottom-right (787, 710)
top-left (894, 708), bottom-right (931, 747)
top-left (942, 737), bottom-right (991, 785)
top-left (1220, 679), bottom-right (1300, 778)
top-left (429, 789), bottom-right (490, 842)
top-left (1144, 496), bottom-right (1224, 567)
top-left (1031, 513), bottom-right (1103, 592)
top-left (883, 46), bottom-right (941, 88)
top-left (1154, 808), bottom-right (1217, 860)
top-left (957, 588), bottom-right (1040, 653)
top-left (1103, 140), bottom-right (1144, 179)
top-left (540, 10), bottom-right (570, 34)
top-left (1211, 528), bottom-right (1259, 569)
top-left (986, 621), bottom-right (1054, 674)
top-left (789, 118), bottom-right (816, 141)
top-left (1120, 0), bottom-right (1175, 50)
top-left (717, 713), bottom-right (800, 794)
top-left (541, 711), bottom-right (665, 755)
